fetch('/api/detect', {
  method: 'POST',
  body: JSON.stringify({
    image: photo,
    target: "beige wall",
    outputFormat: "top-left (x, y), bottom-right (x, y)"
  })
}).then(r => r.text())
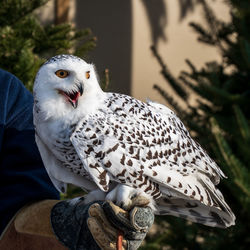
top-left (131, 0), bottom-right (230, 105)
top-left (38, 0), bottom-right (230, 107)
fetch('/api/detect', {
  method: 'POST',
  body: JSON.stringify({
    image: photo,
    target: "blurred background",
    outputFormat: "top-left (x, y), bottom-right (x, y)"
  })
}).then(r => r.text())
top-left (36, 0), bottom-right (230, 104)
top-left (0, 0), bottom-right (249, 249)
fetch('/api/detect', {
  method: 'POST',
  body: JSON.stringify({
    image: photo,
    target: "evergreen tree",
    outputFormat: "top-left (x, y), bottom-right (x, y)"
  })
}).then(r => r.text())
top-left (0, 0), bottom-right (96, 90)
top-left (146, 0), bottom-right (250, 249)
top-left (0, 0), bottom-right (98, 200)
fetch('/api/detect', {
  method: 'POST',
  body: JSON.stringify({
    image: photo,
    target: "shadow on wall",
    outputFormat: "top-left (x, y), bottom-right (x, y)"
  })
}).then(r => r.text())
top-left (141, 0), bottom-right (201, 46)
top-left (75, 0), bottom-right (200, 95)
top-left (75, 0), bottom-right (132, 95)
top-left (141, 0), bottom-right (168, 46)
top-left (178, 0), bottom-right (200, 21)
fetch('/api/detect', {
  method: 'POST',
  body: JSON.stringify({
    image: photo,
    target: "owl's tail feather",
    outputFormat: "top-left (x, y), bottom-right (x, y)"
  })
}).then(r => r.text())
top-left (155, 190), bottom-right (235, 228)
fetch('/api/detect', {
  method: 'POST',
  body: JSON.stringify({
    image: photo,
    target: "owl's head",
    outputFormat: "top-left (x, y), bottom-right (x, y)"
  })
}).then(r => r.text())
top-left (33, 55), bottom-right (104, 121)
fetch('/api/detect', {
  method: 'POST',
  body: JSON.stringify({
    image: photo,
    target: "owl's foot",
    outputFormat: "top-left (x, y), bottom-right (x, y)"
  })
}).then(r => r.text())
top-left (105, 184), bottom-right (155, 211)
top-left (83, 189), bottom-right (107, 204)
top-left (83, 184), bottom-right (155, 211)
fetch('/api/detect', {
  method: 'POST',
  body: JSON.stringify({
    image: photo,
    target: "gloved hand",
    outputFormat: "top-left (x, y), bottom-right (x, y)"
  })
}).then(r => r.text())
top-left (51, 196), bottom-right (154, 250)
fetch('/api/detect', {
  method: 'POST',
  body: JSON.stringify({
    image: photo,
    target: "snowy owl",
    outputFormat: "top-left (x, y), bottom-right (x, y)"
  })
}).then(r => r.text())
top-left (33, 54), bottom-right (235, 228)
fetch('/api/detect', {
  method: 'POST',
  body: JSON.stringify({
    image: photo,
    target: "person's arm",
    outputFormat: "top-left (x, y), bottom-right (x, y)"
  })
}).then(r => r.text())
top-left (0, 200), bottom-right (67, 250)
top-left (0, 69), bottom-right (59, 234)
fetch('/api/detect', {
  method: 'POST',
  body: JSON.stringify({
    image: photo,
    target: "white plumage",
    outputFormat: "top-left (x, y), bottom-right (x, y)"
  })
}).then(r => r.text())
top-left (33, 55), bottom-right (235, 228)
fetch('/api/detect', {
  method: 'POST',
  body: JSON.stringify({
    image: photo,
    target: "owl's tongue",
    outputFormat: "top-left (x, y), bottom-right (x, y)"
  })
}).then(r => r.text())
top-left (58, 84), bottom-right (83, 108)
top-left (68, 91), bottom-right (80, 103)
top-left (59, 90), bottom-right (81, 108)
top-left (65, 91), bottom-right (80, 108)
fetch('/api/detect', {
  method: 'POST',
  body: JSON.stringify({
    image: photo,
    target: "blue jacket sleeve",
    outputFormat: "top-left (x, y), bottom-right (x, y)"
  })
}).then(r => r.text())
top-left (0, 69), bottom-right (59, 234)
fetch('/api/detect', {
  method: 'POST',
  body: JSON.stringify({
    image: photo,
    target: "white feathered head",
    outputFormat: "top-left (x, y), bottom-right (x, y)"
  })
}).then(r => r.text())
top-left (33, 55), bottom-right (104, 121)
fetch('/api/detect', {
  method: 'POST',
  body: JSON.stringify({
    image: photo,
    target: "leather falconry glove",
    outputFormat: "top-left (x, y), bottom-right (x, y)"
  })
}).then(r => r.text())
top-left (51, 196), bottom-right (154, 250)
top-left (0, 196), bottom-right (154, 250)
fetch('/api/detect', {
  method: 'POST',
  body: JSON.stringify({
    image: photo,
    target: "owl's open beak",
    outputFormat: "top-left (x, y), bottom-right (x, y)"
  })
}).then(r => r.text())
top-left (58, 84), bottom-right (83, 109)
top-left (68, 91), bottom-right (80, 108)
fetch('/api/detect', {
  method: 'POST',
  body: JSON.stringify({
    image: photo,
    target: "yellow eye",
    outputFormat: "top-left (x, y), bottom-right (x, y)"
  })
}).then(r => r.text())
top-left (86, 71), bottom-right (90, 79)
top-left (55, 70), bottom-right (69, 78)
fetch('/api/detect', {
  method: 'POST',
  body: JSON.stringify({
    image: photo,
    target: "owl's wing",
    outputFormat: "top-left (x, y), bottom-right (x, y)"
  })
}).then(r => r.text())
top-left (70, 94), bottom-right (235, 227)
top-left (70, 116), bottom-right (112, 192)
top-left (147, 100), bottom-right (226, 182)
top-left (144, 100), bottom-right (235, 227)
top-left (70, 95), bottom-right (223, 203)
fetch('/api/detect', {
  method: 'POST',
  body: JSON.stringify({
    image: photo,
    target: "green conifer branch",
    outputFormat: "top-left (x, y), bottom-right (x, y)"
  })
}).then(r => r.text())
top-left (0, 0), bottom-right (96, 90)
top-left (233, 105), bottom-right (250, 142)
top-left (210, 117), bottom-right (250, 199)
